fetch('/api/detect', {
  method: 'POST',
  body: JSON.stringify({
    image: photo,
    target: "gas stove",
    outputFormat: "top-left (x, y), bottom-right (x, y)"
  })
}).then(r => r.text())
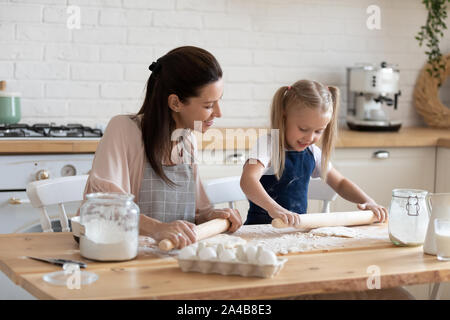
top-left (0, 123), bottom-right (103, 138)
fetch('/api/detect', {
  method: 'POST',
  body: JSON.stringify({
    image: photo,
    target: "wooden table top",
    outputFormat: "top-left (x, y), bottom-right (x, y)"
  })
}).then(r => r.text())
top-left (1, 225), bottom-right (450, 300)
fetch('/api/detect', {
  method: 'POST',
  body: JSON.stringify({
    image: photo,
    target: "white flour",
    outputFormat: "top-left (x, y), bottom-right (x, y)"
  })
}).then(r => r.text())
top-left (138, 225), bottom-right (389, 257)
top-left (233, 224), bottom-right (389, 255)
top-left (80, 219), bottom-right (138, 261)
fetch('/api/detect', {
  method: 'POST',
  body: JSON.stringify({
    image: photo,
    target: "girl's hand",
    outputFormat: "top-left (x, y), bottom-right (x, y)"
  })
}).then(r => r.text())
top-left (357, 203), bottom-right (388, 223)
top-left (199, 208), bottom-right (243, 233)
top-left (151, 220), bottom-right (198, 249)
top-left (268, 208), bottom-right (301, 227)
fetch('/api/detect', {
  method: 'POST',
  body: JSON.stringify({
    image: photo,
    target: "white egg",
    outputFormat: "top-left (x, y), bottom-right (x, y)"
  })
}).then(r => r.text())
top-left (256, 246), bottom-right (264, 258)
top-left (245, 246), bottom-right (258, 264)
top-left (198, 246), bottom-right (217, 260)
top-left (257, 249), bottom-right (278, 266)
top-left (196, 242), bottom-right (206, 255)
top-left (235, 245), bottom-right (247, 262)
top-left (178, 246), bottom-right (197, 260)
top-left (216, 244), bottom-right (225, 256)
top-left (218, 249), bottom-right (236, 262)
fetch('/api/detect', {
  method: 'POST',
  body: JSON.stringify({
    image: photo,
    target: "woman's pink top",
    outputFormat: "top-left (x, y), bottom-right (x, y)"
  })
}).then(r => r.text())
top-left (83, 114), bottom-right (213, 218)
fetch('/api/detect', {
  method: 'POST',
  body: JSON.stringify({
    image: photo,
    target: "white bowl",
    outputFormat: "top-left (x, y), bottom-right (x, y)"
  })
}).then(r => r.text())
top-left (70, 216), bottom-right (81, 243)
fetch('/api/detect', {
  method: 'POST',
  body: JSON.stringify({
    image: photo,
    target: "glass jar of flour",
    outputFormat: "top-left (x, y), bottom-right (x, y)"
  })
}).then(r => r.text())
top-left (388, 189), bottom-right (430, 247)
top-left (79, 193), bottom-right (140, 261)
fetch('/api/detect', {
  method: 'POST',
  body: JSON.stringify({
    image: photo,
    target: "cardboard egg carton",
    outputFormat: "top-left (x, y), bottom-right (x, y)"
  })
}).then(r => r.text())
top-left (177, 257), bottom-right (288, 278)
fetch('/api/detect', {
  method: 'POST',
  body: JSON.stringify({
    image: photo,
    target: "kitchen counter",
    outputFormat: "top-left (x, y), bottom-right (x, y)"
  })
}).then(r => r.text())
top-left (335, 127), bottom-right (450, 148)
top-left (197, 127), bottom-right (450, 149)
top-left (0, 139), bottom-right (100, 154)
top-left (0, 127), bottom-right (449, 154)
top-left (1, 225), bottom-right (449, 300)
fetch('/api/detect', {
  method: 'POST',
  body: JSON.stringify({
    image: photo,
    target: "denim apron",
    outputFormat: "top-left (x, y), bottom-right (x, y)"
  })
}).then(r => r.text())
top-left (245, 148), bottom-right (316, 225)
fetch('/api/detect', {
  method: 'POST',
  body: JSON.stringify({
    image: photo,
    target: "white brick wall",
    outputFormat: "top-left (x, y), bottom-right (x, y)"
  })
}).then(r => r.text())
top-left (0, 0), bottom-right (447, 128)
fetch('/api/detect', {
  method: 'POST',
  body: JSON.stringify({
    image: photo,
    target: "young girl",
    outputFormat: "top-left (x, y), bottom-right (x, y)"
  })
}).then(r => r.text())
top-left (83, 46), bottom-right (242, 249)
top-left (240, 80), bottom-right (387, 226)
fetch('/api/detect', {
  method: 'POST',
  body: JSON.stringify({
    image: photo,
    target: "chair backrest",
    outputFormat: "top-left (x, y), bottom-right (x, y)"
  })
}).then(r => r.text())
top-left (203, 176), bottom-right (337, 213)
top-left (26, 175), bottom-right (88, 233)
top-left (308, 178), bottom-right (338, 213)
top-left (202, 176), bottom-right (247, 209)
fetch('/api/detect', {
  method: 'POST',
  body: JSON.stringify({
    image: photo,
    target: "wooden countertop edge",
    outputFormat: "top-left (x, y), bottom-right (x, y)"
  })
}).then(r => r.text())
top-left (1, 127), bottom-right (449, 154)
top-left (437, 138), bottom-right (450, 148)
top-left (2, 232), bottom-right (450, 300)
top-left (15, 248), bottom-right (450, 300)
top-left (153, 270), bottom-right (450, 300)
top-left (17, 272), bottom-right (449, 300)
top-left (0, 140), bottom-right (100, 154)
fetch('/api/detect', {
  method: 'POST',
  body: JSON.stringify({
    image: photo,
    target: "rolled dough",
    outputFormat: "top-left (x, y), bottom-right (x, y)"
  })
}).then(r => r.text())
top-left (309, 226), bottom-right (364, 238)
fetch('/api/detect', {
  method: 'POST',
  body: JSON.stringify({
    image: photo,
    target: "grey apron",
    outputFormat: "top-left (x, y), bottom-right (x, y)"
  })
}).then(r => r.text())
top-left (138, 131), bottom-right (196, 223)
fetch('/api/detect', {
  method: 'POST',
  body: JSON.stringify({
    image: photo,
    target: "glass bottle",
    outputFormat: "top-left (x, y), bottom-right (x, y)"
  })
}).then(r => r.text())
top-left (79, 193), bottom-right (140, 261)
top-left (388, 189), bottom-right (430, 246)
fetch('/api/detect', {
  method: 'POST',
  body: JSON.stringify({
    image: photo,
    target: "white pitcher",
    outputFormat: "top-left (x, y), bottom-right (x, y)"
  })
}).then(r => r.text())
top-left (423, 193), bottom-right (450, 255)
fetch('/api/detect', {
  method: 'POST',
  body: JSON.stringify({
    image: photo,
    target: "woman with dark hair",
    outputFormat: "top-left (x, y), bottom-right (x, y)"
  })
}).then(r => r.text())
top-left (83, 46), bottom-right (242, 249)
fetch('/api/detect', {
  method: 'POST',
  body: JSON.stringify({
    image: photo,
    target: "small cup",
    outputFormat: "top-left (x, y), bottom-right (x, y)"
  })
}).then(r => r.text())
top-left (434, 219), bottom-right (450, 261)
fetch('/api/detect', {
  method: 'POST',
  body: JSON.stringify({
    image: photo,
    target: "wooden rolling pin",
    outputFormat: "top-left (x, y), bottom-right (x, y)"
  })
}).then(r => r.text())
top-left (272, 210), bottom-right (378, 230)
top-left (158, 218), bottom-right (231, 251)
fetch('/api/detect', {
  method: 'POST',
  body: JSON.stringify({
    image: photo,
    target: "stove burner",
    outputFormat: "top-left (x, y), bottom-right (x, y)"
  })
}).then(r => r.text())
top-left (0, 123), bottom-right (103, 138)
top-left (0, 129), bottom-right (26, 137)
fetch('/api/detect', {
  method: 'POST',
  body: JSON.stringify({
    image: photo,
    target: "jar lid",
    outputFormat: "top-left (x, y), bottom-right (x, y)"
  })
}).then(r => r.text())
top-left (86, 192), bottom-right (135, 201)
top-left (392, 189), bottom-right (428, 198)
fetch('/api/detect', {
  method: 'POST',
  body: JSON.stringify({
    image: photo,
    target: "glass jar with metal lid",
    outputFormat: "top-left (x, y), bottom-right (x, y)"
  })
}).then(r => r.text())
top-left (388, 189), bottom-right (430, 246)
top-left (79, 193), bottom-right (140, 261)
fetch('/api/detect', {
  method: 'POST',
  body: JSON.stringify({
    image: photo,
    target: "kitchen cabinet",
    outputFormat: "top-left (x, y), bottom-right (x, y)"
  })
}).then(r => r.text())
top-left (197, 146), bottom-right (439, 218)
top-left (436, 147), bottom-right (450, 193)
top-left (329, 147), bottom-right (436, 212)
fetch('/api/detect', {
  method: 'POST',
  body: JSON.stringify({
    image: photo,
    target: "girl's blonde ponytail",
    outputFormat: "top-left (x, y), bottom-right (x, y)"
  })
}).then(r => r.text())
top-left (320, 86), bottom-right (340, 180)
top-left (270, 86), bottom-right (289, 179)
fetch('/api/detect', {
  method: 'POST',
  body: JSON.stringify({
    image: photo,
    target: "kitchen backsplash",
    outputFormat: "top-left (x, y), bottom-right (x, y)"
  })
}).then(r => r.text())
top-left (1, 0), bottom-right (450, 128)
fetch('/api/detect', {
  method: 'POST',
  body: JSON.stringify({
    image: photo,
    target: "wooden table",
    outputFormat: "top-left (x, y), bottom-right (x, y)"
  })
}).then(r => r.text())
top-left (1, 225), bottom-right (449, 300)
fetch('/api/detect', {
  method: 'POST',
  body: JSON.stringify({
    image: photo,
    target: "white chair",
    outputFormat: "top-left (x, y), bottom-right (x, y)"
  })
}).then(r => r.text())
top-left (308, 178), bottom-right (338, 213)
top-left (203, 176), bottom-right (337, 213)
top-left (26, 175), bottom-right (88, 233)
top-left (203, 176), bottom-right (247, 209)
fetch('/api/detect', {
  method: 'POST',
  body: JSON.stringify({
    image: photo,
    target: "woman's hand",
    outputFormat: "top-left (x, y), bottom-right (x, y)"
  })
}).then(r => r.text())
top-left (151, 220), bottom-right (198, 249)
top-left (268, 207), bottom-right (301, 227)
top-left (358, 202), bottom-right (388, 223)
top-left (198, 208), bottom-right (243, 233)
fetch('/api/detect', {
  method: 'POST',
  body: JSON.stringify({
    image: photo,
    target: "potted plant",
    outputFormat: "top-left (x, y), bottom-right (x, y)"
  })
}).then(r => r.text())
top-left (414, 0), bottom-right (450, 128)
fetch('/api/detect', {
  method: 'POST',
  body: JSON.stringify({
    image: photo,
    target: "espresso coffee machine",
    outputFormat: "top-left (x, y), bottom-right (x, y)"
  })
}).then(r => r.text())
top-left (346, 62), bottom-right (402, 131)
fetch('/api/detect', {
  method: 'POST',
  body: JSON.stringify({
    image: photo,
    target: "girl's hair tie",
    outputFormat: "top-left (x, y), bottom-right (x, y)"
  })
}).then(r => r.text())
top-left (287, 86), bottom-right (292, 90)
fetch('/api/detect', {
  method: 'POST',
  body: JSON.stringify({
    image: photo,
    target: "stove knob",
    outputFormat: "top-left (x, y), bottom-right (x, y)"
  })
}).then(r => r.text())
top-left (36, 169), bottom-right (50, 180)
top-left (61, 165), bottom-right (76, 177)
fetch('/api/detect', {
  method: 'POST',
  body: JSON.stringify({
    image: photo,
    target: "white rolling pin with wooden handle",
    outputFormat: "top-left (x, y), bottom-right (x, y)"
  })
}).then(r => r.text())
top-left (158, 218), bottom-right (231, 251)
top-left (272, 210), bottom-right (378, 230)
